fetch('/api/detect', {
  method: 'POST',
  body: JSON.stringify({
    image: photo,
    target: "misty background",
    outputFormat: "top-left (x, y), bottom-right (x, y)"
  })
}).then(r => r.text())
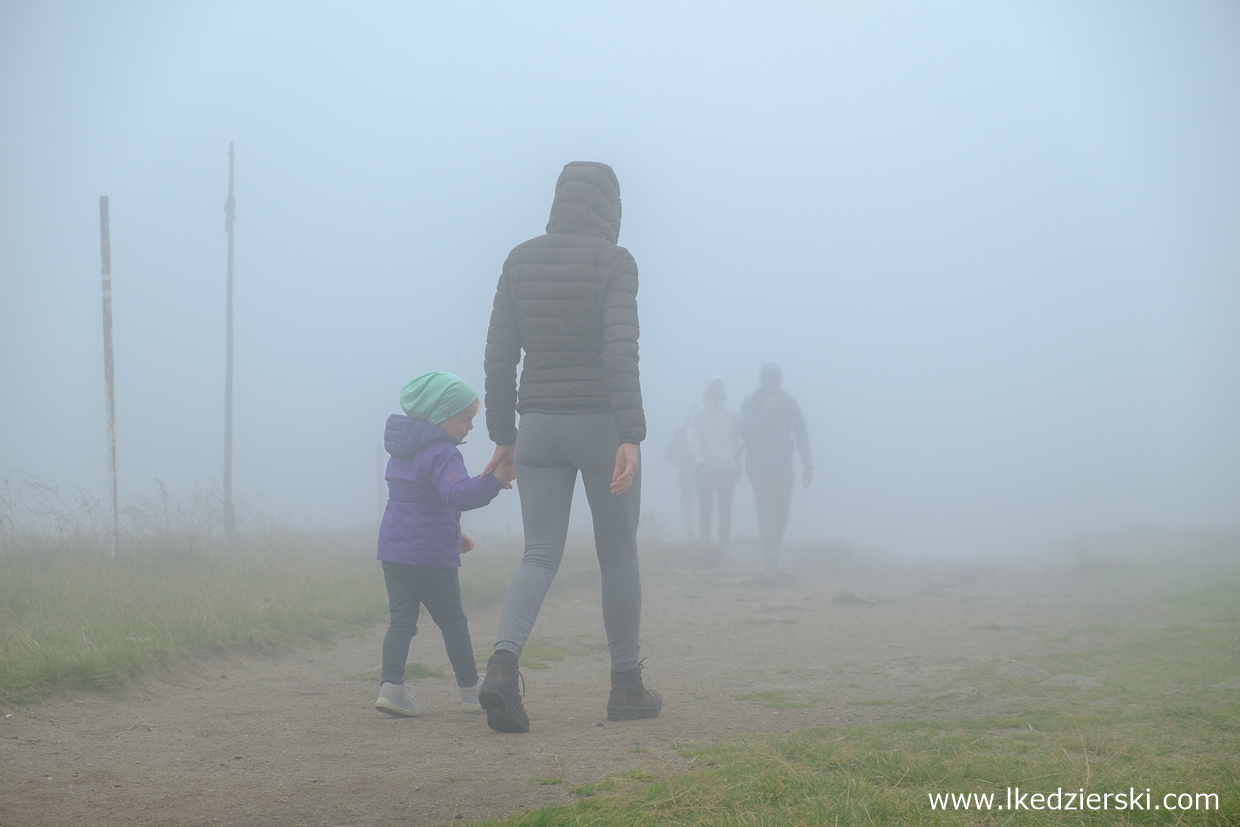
top-left (1, 2), bottom-right (1236, 560)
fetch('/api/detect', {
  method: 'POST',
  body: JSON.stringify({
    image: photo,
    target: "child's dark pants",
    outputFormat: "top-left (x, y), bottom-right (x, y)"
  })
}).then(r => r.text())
top-left (381, 561), bottom-right (478, 688)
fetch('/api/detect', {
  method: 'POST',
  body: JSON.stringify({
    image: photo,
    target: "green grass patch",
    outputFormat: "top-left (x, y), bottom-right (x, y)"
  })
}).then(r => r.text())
top-left (486, 702), bottom-right (1239, 826)
top-left (1161, 577), bottom-right (1240, 623)
top-left (735, 690), bottom-right (819, 709)
top-left (972, 582), bottom-right (1240, 711)
top-left (405, 662), bottom-right (446, 679)
top-left (517, 640), bottom-right (569, 670)
top-left (569, 780), bottom-right (616, 797)
top-left (474, 636), bottom-right (587, 670)
top-left (0, 532), bottom-right (388, 703)
top-left (344, 662), bottom-right (446, 682)
top-left (479, 580), bottom-right (1240, 826)
top-left (570, 770), bottom-right (657, 799)
top-left (0, 483), bottom-right (538, 704)
top-left (849, 698), bottom-right (897, 706)
top-left (531, 778), bottom-right (563, 786)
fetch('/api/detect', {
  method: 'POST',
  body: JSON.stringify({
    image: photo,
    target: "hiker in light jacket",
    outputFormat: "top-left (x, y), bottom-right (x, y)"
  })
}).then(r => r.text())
top-left (740, 362), bottom-right (813, 570)
top-left (664, 420), bottom-right (697, 542)
top-left (478, 161), bottom-right (661, 733)
top-left (686, 379), bottom-right (742, 547)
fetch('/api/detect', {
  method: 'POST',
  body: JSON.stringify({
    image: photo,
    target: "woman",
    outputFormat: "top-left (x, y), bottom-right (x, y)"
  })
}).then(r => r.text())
top-left (686, 379), bottom-right (743, 547)
top-left (478, 162), bottom-right (661, 733)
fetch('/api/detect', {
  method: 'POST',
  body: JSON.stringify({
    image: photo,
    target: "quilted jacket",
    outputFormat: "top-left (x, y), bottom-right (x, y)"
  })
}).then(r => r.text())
top-left (376, 414), bottom-right (503, 567)
top-left (484, 161), bottom-right (646, 445)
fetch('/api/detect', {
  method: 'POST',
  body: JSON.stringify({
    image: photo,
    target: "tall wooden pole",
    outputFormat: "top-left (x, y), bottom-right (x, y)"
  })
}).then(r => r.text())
top-left (99, 196), bottom-right (119, 558)
top-left (223, 144), bottom-right (236, 540)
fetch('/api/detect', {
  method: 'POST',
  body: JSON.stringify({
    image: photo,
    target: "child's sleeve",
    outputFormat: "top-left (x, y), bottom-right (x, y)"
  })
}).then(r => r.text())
top-left (432, 449), bottom-right (503, 511)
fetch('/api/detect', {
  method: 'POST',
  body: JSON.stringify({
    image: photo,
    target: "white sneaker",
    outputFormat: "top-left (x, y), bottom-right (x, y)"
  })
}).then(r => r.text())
top-left (376, 681), bottom-right (422, 717)
top-left (459, 675), bottom-right (484, 713)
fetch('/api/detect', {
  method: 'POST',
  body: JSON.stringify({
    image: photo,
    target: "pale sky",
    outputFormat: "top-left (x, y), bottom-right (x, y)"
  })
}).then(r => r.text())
top-left (2, 1), bottom-right (1237, 558)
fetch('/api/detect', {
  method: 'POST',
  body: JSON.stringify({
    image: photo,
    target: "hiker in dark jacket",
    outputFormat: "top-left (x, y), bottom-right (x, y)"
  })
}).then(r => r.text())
top-left (740, 362), bottom-right (813, 570)
top-left (477, 162), bottom-right (661, 733)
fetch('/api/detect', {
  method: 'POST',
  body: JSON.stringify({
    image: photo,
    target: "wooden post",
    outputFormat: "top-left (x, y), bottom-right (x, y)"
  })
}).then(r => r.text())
top-left (99, 196), bottom-right (119, 558)
top-left (223, 143), bottom-right (236, 541)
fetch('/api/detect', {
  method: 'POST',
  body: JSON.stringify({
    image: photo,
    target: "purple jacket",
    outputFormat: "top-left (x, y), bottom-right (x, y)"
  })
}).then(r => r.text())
top-left (377, 414), bottom-right (503, 567)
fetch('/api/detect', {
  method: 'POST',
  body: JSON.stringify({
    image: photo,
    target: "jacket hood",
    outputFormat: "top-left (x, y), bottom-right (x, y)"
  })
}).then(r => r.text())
top-left (384, 414), bottom-right (453, 458)
top-left (545, 162), bottom-right (622, 243)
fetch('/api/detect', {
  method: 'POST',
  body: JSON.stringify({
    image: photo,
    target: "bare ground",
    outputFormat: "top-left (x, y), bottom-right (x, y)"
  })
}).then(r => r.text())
top-left (0, 545), bottom-right (1188, 826)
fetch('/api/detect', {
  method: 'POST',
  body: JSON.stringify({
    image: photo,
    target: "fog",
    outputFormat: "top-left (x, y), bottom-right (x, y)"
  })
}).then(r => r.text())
top-left (2, 2), bottom-right (1237, 560)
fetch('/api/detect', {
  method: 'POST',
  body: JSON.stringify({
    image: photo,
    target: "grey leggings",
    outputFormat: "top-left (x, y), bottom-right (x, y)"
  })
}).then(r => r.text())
top-left (494, 413), bottom-right (643, 671)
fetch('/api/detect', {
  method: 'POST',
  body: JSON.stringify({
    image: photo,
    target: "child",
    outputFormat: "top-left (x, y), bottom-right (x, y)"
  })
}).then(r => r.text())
top-left (374, 371), bottom-right (512, 717)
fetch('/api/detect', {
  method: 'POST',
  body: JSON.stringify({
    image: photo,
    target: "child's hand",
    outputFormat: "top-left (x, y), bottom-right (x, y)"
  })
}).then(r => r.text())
top-left (484, 444), bottom-right (516, 489)
top-left (492, 459), bottom-right (516, 487)
top-left (461, 532), bottom-right (475, 554)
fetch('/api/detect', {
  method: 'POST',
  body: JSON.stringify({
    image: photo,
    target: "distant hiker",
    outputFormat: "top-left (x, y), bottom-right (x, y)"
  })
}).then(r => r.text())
top-left (740, 363), bottom-right (812, 570)
top-left (686, 379), bottom-right (742, 547)
top-left (479, 161), bottom-right (662, 733)
top-left (374, 371), bottom-right (513, 718)
top-left (664, 420), bottom-right (697, 541)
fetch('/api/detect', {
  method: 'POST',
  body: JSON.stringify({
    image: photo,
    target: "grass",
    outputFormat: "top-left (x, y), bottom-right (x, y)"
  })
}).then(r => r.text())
top-left (532, 711), bottom-right (1237, 825)
top-left (0, 479), bottom-right (635, 703)
top-left (735, 690), bottom-right (821, 709)
top-left (404, 662), bottom-right (446, 679)
top-left (474, 634), bottom-right (605, 670)
top-left (569, 779), bottom-right (618, 798)
top-left (0, 532), bottom-right (537, 703)
top-left (0, 533), bottom-right (388, 703)
top-left (479, 578), bottom-right (1240, 826)
top-left (0, 477), bottom-right (621, 703)
top-left (475, 638), bottom-right (570, 670)
top-left (343, 663), bottom-right (446, 681)
top-left (0, 479), bottom-right (521, 703)
top-left (8, 484), bottom-right (1238, 824)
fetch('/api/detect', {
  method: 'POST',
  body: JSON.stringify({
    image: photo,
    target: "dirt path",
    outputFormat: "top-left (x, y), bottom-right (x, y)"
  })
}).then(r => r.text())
top-left (1, 550), bottom-right (1171, 826)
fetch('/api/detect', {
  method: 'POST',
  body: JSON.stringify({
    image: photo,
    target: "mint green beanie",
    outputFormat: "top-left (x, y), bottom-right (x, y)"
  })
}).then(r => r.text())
top-left (399, 371), bottom-right (478, 425)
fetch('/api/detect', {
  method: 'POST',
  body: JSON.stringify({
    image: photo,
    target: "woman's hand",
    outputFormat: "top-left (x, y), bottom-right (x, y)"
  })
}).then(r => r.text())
top-left (461, 532), bottom-right (475, 554)
top-left (610, 443), bottom-right (640, 495)
top-left (483, 444), bottom-right (516, 489)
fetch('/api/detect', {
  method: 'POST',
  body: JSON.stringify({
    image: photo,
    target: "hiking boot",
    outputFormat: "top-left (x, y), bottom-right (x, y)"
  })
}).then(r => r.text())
top-left (478, 653), bottom-right (529, 733)
top-left (607, 660), bottom-right (662, 721)
top-left (459, 674), bottom-right (485, 714)
top-left (375, 681), bottom-right (422, 718)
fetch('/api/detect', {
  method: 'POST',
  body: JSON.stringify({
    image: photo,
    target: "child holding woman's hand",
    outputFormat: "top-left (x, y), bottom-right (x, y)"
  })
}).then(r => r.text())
top-left (374, 371), bottom-right (512, 717)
